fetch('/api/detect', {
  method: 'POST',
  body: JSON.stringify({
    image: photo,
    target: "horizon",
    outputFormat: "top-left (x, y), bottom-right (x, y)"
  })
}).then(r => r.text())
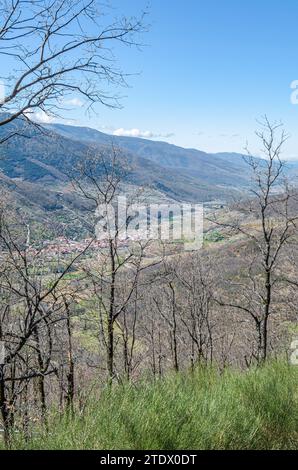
top-left (3, 1), bottom-right (298, 159)
top-left (27, 0), bottom-right (298, 161)
top-left (49, 120), bottom-right (298, 162)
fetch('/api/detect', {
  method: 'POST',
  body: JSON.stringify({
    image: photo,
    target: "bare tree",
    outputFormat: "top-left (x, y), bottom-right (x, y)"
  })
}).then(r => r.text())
top-left (73, 148), bottom-right (162, 383)
top-left (153, 279), bottom-right (180, 372)
top-left (0, 0), bottom-right (146, 142)
top-left (174, 253), bottom-right (214, 369)
top-left (213, 117), bottom-right (297, 364)
top-left (0, 200), bottom-right (91, 442)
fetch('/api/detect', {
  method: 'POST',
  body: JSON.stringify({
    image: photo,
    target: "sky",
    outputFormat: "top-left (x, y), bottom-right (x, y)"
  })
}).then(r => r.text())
top-left (21, 0), bottom-right (298, 159)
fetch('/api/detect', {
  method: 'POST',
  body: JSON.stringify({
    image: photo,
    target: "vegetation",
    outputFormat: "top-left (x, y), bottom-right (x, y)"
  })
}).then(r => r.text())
top-left (0, 1), bottom-right (297, 453)
top-left (0, 121), bottom-right (297, 449)
top-left (4, 361), bottom-right (297, 450)
top-left (204, 229), bottom-right (225, 244)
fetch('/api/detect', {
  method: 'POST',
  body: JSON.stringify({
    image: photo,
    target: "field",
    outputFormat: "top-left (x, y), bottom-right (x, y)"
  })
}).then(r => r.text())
top-left (4, 361), bottom-right (297, 451)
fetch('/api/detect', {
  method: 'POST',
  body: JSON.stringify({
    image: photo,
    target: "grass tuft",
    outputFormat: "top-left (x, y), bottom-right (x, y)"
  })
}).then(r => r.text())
top-left (6, 361), bottom-right (298, 450)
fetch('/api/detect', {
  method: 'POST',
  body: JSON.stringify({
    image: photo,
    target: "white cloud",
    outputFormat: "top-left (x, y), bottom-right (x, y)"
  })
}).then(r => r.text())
top-left (113, 128), bottom-right (174, 139)
top-left (0, 81), bottom-right (5, 104)
top-left (113, 128), bottom-right (151, 137)
top-left (63, 97), bottom-right (84, 107)
top-left (27, 110), bottom-right (56, 124)
top-left (31, 111), bottom-right (55, 124)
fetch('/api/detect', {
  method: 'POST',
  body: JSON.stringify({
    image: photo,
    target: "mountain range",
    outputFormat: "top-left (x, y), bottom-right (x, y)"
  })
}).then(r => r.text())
top-left (0, 117), bottom-right (297, 233)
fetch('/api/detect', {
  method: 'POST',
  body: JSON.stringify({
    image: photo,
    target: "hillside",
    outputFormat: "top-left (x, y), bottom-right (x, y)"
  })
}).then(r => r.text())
top-left (0, 118), bottom-right (256, 214)
top-left (4, 362), bottom-right (298, 450)
top-left (50, 123), bottom-right (253, 189)
top-left (0, 117), bottom-right (294, 234)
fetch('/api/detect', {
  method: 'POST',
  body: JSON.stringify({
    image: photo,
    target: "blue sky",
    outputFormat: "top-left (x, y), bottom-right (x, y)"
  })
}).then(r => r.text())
top-left (38, 0), bottom-right (298, 158)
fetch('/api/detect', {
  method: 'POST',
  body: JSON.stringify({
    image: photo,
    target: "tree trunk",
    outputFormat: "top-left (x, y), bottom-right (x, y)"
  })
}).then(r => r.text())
top-left (0, 364), bottom-right (10, 447)
top-left (66, 306), bottom-right (75, 415)
top-left (107, 239), bottom-right (116, 383)
top-left (33, 328), bottom-right (47, 426)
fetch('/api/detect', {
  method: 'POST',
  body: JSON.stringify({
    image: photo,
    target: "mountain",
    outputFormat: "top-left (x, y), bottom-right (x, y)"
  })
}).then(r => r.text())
top-left (0, 116), bottom-right (280, 237)
top-left (50, 123), bottom-right (252, 190)
top-left (0, 117), bottom-right (256, 211)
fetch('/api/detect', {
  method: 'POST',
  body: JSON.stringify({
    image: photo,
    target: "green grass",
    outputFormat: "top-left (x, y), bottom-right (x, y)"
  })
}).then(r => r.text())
top-left (204, 229), bottom-right (225, 243)
top-left (6, 361), bottom-right (298, 450)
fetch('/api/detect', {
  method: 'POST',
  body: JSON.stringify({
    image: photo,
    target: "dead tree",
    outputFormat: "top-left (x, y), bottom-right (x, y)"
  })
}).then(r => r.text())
top-left (153, 281), bottom-right (180, 372)
top-left (212, 117), bottom-right (297, 364)
top-left (174, 254), bottom-right (214, 369)
top-left (0, 202), bottom-right (91, 442)
top-left (73, 148), bottom-right (162, 383)
top-left (0, 0), bottom-right (146, 142)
